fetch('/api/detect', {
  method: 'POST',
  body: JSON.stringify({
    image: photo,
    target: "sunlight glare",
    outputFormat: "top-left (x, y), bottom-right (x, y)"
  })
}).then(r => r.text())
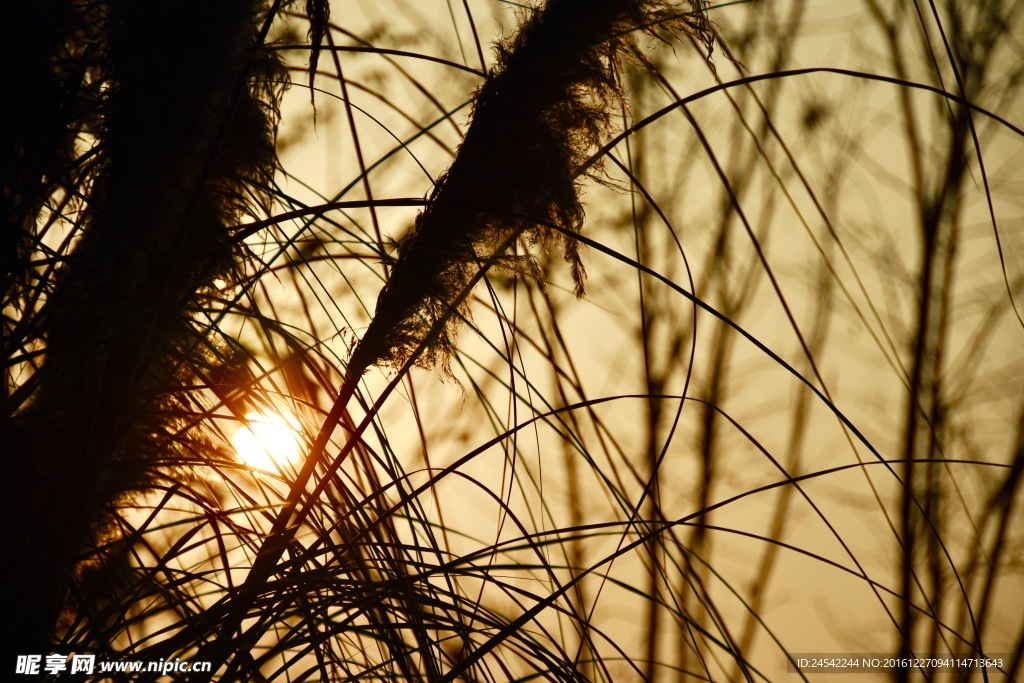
top-left (232, 411), bottom-right (302, 472)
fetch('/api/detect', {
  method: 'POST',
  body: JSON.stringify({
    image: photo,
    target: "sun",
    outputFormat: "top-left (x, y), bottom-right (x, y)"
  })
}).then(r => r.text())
top-left (232, 411), bottom-right (302, 472)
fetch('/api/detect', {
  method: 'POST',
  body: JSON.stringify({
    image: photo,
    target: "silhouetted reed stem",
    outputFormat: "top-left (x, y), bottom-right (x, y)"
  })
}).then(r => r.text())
top-left (188, 2), bottom-right (716, 673)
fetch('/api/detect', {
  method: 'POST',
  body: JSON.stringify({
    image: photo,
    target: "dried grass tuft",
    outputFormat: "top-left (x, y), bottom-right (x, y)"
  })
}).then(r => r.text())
top-left (349, 0), bottom-right (715, 376)
top-left (2, 0), bottom-right (290, 653)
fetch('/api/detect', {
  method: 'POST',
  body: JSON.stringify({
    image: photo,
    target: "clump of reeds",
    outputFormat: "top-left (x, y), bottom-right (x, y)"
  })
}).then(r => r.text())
top-left (2, 0), bottom-right (295, 657)
top-left (348, 0), bottom-right (714, 377)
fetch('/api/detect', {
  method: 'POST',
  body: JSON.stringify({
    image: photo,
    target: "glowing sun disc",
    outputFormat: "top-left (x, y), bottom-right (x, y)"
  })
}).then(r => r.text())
top-left (233, 411), bottom-right (301, 472)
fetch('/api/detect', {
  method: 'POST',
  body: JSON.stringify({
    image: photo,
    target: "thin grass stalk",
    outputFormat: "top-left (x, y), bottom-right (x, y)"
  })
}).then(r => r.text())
top-left (896, 36), bottom-right (978, 679)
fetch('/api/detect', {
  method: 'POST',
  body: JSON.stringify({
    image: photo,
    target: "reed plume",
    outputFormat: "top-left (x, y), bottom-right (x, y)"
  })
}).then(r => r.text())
top-left (2, 0), bottom-right (289, 657)
top-left (348, 0), bottom-right (715, 377)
